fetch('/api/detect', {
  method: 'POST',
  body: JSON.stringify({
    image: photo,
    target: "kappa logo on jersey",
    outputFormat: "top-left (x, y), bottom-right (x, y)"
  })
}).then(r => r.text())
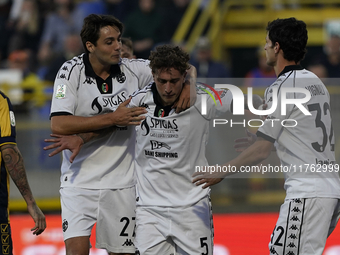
top-left (289, 224), bottom-right (299, 231)
top-left (150, 140), bottom-right (171, 150)
top-left (83, 77), bottom-right (95, 85)
top-left (62, 219), bottom-right (68, 232)
top-left (116, 72), bottom-right (126, 83)
top-left (290, 216), bottom-right (300, 222)
top-left (141, 103), bottom-right (149, 109)
top-left (58, 65), bottom-right (71, 80)
top-left (122, 239), bottom-right (134, 246)
top-left (291, 207), bottom-right (301, 213)
top-left (288, 233), bottom-right (297, 239)
top-left (135, 249), bottom-right (140, 255)
top-left (293, 199), bottom-right (302, 204)
top-left (270, 247), bottom-right (279, 254)
top-left (287, 242), bottom-right (297, 248)
top-left (91, 91), bottom-right (127, 114)
top-left (141, 116), bottom-right (178, 137)
top-left (59, 73), bottom-right (67, 79)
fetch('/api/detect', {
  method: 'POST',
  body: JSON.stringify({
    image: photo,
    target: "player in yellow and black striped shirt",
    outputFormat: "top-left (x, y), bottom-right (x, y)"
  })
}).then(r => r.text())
top-left (0, 91), bottom-right (46, 254)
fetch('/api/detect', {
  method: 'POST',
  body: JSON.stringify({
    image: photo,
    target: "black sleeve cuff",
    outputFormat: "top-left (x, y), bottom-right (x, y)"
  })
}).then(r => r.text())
top-left (256, 131), bottom-right (275, 143)
top-left (50, 111), bottom-right (73, 120)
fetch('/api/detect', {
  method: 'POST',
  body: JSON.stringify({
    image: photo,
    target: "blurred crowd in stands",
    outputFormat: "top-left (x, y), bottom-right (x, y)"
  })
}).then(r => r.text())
top-left (0, 0), bottom-right (192, 83)
top-left (1, 0), bottom-right (340, 98)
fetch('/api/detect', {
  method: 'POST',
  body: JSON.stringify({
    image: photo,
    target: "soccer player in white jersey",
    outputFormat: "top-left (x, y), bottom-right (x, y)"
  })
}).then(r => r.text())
top-left (128, 45), bottom-right (260, 255)
top-left (48, 14), bottom-right (196, 255)
top-left (193, 17), bottom-right (340, 255)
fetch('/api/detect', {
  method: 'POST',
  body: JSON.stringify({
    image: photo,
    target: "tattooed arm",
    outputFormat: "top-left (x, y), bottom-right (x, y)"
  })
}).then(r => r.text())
top-left (1, 144), bottom-right (46, 235)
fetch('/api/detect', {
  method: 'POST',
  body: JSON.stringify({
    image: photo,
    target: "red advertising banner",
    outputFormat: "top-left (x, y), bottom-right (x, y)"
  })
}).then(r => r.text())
top-left (10, 213), bottom-right (340, 254)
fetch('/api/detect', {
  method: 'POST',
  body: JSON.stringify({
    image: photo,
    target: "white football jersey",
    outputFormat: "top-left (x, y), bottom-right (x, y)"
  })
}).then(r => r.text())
top-left (257, 65), bottom-right (340, 199)
top-left (130, 83), bottom-right (233, 207)
top-left (50, 54), bottom-right (153, 189)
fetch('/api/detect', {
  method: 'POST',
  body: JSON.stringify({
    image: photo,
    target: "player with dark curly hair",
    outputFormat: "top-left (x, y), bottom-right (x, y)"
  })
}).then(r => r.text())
top-left (148, 45), bottom-right (190, 75)
top-left (130, 44), bottom-right (219, 254)
top-left (128, 44), bottom-right (261, 255)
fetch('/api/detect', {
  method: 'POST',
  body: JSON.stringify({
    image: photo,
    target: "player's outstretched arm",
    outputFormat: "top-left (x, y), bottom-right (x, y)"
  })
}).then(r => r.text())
top-left (44, 126), bottom-right (116, 163)
top-left (51, 98), bottom-right (147, 135)
top-left (1, 144), bottom-right (46, 235)
top-left (173, 64), bottom-right (197, 113)
top-left (234, 129), bottom-right (257, 152)
top-left (193, 137), bottom-right (273, 189)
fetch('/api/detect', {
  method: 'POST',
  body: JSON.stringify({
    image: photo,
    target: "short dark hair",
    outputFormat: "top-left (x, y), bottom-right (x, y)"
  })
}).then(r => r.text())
top-left (149, 45), bottom-right (190, 75)
top-left (80, 14), bottom-right (123, 54)
top-left (121, 37), bottom-right (133, 52)
top-left (266, 17), bottom-right (308, 63)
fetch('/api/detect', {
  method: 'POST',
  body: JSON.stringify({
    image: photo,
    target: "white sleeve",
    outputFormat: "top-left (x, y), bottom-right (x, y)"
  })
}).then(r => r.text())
top-left (214, 89), bottom-right (233, 113)
top-left (126, 59), bottom-right (153, 89)
top-left (206, 89), bottom-right (233, 118)
top-left (128, 93), bottom-right (139, 108)
top-left (257, 83), bottom-right (305, 142)
top-left (196, 86), bottom-right (233, 119)
top-left (50, 61), bottom-right (79, 116)
top-left (128, 87), bottom-right (149, 108)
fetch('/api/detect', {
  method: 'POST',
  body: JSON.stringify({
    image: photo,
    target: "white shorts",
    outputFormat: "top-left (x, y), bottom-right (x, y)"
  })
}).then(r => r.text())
top-left (135, 196), bottom-right (214, 255)
top-left (269, 197), bottom-right (340, 255)
top-left (60, 186), bottom-right (136, 253)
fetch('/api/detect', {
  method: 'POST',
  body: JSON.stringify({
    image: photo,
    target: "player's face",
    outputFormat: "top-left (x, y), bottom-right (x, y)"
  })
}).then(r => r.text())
top-left (121, 44), bottom-right (135, 59)
top-left (88, 25), bottom-right (121, 65)
top-left (153, 68), bottom-right (186, 106)
top-left (264, 33), bottom-right (276, 67)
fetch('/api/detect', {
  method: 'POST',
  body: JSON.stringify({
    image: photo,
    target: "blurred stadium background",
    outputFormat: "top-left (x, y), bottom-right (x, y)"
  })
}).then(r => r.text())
top-left (2, 0), bottom-right (340, 254)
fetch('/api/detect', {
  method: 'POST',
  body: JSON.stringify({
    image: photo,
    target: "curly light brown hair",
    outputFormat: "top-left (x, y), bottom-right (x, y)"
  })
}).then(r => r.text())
top-left (149, 45), bottom-right (190, 75)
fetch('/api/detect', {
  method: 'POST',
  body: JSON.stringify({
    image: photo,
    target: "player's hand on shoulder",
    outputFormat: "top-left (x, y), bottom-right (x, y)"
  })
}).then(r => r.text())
top-left (111, 97), bottom-right (147, 126)
top-left (173, 80), bottom-right (197, 113)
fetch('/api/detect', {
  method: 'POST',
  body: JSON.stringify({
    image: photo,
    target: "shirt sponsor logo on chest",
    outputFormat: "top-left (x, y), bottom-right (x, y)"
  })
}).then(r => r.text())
top-left (91, 91), bottom-right (127, 114)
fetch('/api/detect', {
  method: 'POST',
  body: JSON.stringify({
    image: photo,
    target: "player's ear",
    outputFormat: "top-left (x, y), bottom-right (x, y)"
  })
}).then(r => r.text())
top-left (86, 41), bottom-right (94, 53)
top-left (274, 42), bottom-right (280, 53)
